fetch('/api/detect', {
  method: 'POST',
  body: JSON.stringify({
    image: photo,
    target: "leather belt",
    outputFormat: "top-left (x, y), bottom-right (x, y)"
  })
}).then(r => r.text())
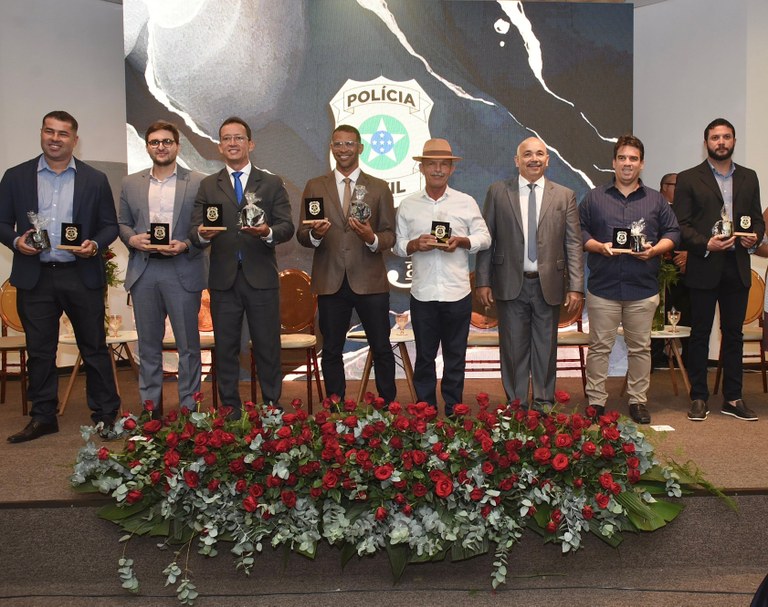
top-left (40, 261), bottom-right (76, 269)
top-left (523, 271), bottom-right (539, 279)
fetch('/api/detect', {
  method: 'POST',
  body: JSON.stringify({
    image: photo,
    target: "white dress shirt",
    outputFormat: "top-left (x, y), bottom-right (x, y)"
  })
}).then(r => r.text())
top-left (395, 186), bottom-right (491, 302)
top-left (519, 175), bottom-right (545, 273)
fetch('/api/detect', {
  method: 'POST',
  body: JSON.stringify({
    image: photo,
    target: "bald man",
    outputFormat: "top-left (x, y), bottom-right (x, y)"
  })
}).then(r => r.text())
top-left (476, 137), bottom-right (583, 410)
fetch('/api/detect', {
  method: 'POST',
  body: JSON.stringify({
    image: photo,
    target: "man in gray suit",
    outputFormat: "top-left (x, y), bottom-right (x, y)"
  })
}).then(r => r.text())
top-left (297, 125), bottom-right (396, 404)
top-left (190, 117), bottom-right (294, 416)
top-left (119, 121), bottom-right (206, 412)
top-left (476, 137), bottom-right (583, 409)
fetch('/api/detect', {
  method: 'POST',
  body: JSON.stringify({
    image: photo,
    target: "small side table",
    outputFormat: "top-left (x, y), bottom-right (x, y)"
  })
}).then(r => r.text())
top-left (58, 330), bottom-right (139, 414)
top-left (347, 328), bottom-right (417, 404)
top-left (620, 325), bottom-right (690, 396)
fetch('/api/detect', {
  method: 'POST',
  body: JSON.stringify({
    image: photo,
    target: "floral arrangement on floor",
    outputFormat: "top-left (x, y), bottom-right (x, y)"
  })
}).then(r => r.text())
top-left (72, 392), bottom-right (702, 605)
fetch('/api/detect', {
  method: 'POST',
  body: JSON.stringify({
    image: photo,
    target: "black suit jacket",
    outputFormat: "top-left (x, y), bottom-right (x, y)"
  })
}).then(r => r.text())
top-left (190, 165), bottom-right (294, 290)
top-left (674, 160), bottom-right (764, 290)
top-left (0, 156), bottom-right (118, 290)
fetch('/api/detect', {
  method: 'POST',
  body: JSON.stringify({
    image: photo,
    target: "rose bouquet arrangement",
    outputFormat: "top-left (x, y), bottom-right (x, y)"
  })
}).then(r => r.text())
top-left (72, 392), bottom-right (699, 605)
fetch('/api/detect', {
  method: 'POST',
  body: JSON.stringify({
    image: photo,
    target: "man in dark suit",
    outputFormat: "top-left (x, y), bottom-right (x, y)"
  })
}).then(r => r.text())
top-left (0, 110), bottom-right (120, 442)
top-left (674, 118), bottom-right (764, 422)
top-left (119, 121), bottom-right (206, 412)
top-left (190, 117), bottom-right (294, 416)
top-left (297, 125), bottom-right (396, 404)
top-left (476, 137), bottom-right (583, 410)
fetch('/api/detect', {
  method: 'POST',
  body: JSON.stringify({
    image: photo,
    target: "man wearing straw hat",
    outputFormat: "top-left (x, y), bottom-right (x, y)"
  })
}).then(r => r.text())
top-left (394, 139), bottom-right (490, 415)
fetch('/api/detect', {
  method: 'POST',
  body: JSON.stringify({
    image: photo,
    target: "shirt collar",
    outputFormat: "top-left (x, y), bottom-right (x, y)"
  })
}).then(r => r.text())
top-left (707, 160), bottom-right (735, 179)
top-left (518, 175), bottom-right (545, 190)
top-left (334, 167), bottom-right (361, 184)
top-left (149, 164), bottom-right (178, 182)
top-left (226, 164), bottom-right (251, 179)
top-left (37, 155), bottom-right (76, 174)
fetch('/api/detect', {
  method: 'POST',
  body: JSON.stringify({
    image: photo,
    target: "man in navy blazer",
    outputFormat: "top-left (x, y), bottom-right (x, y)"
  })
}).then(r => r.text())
top-left (190, 117), bottom-right (294, 416)
top-left (0, 111), bottom-right (120, 443)
top-left (674, 118), bottom-right (764, 422)
top-left (119, 121), bottom-right (206, 413)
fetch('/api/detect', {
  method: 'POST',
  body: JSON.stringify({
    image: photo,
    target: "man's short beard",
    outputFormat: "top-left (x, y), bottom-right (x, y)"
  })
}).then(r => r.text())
top-left (708, 146), bottom-right (734, 161)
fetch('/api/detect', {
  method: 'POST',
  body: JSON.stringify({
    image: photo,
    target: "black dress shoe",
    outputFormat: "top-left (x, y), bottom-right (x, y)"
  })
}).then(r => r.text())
top-left (7, 419), bottom-right (59, 443)
top-left (629, 403), bottom-right (651, 425)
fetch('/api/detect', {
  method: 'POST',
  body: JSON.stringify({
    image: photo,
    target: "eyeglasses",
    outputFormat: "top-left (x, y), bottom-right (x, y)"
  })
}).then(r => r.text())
top-left (221, 135), bottom-right (247, 144)
top-left (331, 141), bottom-right (359, 149)
top-left (147, 138), bottom-right (176, 148)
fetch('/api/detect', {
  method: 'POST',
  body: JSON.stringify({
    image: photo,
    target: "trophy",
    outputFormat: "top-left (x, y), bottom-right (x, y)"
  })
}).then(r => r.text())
top-left (239, 192), bottom-right (266, 228)
top-left (349, 185), bottom-right (371, 223)
top-left (25, 211), bottom-right (51, 250)
top-left (303, 197), bottom-right (325, 224)
top-left (712, 207), bottom-right (733, 238)
top-left (57, 222), bottom-right (82, 250)
top-left (203, 203), bottom-right (226, 231)
top-left (629, 218), bottom-right (647, 252)
top-left (430, 220), bottom-right (452, 248)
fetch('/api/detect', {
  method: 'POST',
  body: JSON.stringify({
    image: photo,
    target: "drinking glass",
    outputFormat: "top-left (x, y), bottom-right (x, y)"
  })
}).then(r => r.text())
top-left (667, 307), bottom-right (681, 333)
top-left (395, 313), bottom-right (408, 335)
top-left (107, 314), bottom-right (122, 338)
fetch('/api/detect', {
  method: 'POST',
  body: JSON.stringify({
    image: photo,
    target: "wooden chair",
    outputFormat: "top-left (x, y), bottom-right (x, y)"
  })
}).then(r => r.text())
top-left (556, 297), bottom-right (589, 396)
top-left (161, 289), bottom-right (218, 409)
top-left (250, 269), bottom-right (323, 412)
top-left (0, 280), bottom-right (28, 414)
top-left (465, 271), bottom-right (500, 373)
top-left (714, 269), bottom-right (766, 394)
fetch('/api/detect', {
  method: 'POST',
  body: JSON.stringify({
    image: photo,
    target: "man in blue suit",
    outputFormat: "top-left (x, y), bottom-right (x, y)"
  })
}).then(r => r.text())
top-left (0, 110), bottom-right (121, 442)
top-left (119, 121), bottom-right (207, 413)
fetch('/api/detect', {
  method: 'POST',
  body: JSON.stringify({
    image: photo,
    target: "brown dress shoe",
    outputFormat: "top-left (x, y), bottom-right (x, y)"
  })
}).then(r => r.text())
top-left (7, 419), bottom-right (59, 443)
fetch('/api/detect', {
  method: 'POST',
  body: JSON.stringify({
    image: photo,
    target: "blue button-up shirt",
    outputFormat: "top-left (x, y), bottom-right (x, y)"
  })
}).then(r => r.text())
top-left (37, 155), bottom-right (76, 262)
top-left (579, 181), bottom-right (680, 301)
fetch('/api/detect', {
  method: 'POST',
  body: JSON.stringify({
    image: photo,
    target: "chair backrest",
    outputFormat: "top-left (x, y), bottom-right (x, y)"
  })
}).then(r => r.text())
top-left (745, 269), bottom-right (765, 325)
top-left (0, 279), bottom-right (23, 333)
top-left (558, 297), bottom-right (585, 329)
top-left (198, 289), bottom-right (213, 332)
top-left (469, 271), bottom-right (498, 329)
top-left (279, 269), bottom-right (316, 333)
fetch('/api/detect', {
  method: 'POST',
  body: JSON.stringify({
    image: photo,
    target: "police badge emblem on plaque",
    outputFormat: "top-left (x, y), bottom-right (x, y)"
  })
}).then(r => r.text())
top-left (430, 220), bottom-right (451, 248)
top-left (57, 222), bottom-right (82, 250)
top-left (303, 197), bottom-right (325, 224)
top-left (203, 203), bottom-right (226, 230)
top-left (149, 222), bottom-right (171, 249)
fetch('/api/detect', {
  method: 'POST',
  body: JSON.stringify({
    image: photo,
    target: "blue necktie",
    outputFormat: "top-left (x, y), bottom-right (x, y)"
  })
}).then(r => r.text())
top-left (527, 183), bottom-right (537, 262)
top-left (233, 171), bottom-right (244, 205)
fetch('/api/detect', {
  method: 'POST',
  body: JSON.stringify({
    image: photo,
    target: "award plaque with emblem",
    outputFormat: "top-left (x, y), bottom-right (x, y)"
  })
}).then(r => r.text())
top-left (148, 222), bottom-right (172, 250)
top-left (57, 222), bottom-right (83, 250)
top-left (303, 197), bottom-right (325, 224)
top-left (203, 203), bottom-right (226, 231)
top-left (430, 220), bottom-right (451, 248)
top-left (734, 215), bottom-right (755, 238)
top-left (612, 227), bottom-right (631, 252)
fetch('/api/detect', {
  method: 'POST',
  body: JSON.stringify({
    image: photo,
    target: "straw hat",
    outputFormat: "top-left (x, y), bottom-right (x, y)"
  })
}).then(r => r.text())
top-left (412, 138), bottom-right (462, 161)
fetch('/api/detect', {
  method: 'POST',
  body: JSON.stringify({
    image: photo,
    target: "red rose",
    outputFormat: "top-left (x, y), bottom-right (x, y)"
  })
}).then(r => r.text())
top-left (599, 472), bottom-right (614, 489)
top-left (482, 461), bottom-right (494, 475)
top-left (622, 442), bottom-right (636, 454)
top-left (476, 393), bottom-right (490, 408)
top-left (203, 452), bottom-right (217, 466)
top-left (375, 506), bottom-right (388, 521)
top-left (601, 444), bottom-right (616, 459)
top-left (97, 447), bottom-right (110, 461)
top-left (627, 469), bottom-right (641, 484)
top-left (470, 487), bottom-right (484, 501)
top-left (249, 483), bottom-right (264, 498)
top-left (242, 496), bottom-right (258, 512)
top-left (411, 482), bottom-right (428, 498)
top-left (149, 470), bottom-right (162, 485)
top-left (545, 521), bottom-right (557, 534)
top-left (266, 475), bottom-right (282, 488)
top-left (626, 456), bottom-right (640, 469)
top-left (183, 470), bottom-right (199, 489)
top-left (551, 453), bottom-right (569, 471)
top-left (276, 426), bottom-right (292, 438)
top-left (411, 450), bottom-right (427, 465)
top-left (342, 415), bottom-right (358, 428)
top-left (374, 464), bottom-right (394, 481)
top-left (388, 402), bottom-right (402, 415)
top-left (235, 479), bottom-right (247, 493)
top-left (582, 441), bottom-right (597, 456)
top-left (207, 479), bottom-right (220, 492)
top-left (533, 447), bottom-right (552, 465)
top-left (281, 490), bottom-right (297, 509)
top-left (595, 493), bottom-right (610, 509)
top-left (573, 477), bottom-right (584, 489)
top-left (310, 487), bottom-right (322, 499)
top-left (434, 477), bottom-right (453, 498)
top-left (164, 450), bottom-right (180, 468)
top-left (123, 418), bottom-right (137, 431)
top-left (126, 489), bottom-right (143, 504)
top-left (229, 458), bottom-right (246, 475)
top-left (322, 471), bottom-right (339, 489)
top-left (142, 419), bottom-right (162, 434)
top-left (554, 434), bottom-right (572, 448)
top-left (453, 403), bottom-right (470, 416)
top-left (582, 505), bottom-right (594, 520)
top-left (403, 504), bottom-right (413, 516)
top-left (390, 436), bottom-right (403, 449)
top-left (393, 416), bottom-right (410, 431)
top-left (481, 504), bottom-right (492, 519)
top-left (602, 426), bottom-right (620, 441)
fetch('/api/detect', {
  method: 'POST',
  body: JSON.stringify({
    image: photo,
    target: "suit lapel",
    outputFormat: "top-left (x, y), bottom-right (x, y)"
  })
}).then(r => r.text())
top-left (243, 166), bottom-right (262, 196)
top-left (697, 161), bottom-right (724, 205)
top-left (323, 172), bottom-right (347, 227)
top-left (72, 159), bottom-right (85, 221)
top-left (217, 168), bottom-right (238, 207)
top-left (505, 180), bottom-right (523, 232)
top-left (172, 168), bottom-right (188, 232)
top-left (538, 179), bottom-right (554, 224)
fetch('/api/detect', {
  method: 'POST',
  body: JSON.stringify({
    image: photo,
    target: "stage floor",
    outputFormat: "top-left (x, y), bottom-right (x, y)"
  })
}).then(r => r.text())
top-left (1, 366), bottom-right (767, 504)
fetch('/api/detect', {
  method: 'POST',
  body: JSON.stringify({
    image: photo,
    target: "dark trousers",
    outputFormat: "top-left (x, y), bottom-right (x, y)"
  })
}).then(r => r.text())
top-left (17, 265), bottom-right (120, 424)
top-left (410, 294), bottom-right (472, 412)
top-left (318, 276), bottom-right (395, 403)
top-left (210, 269), bottom-right (282, 412)
top-left (687, 254), bottom-right (749, 402)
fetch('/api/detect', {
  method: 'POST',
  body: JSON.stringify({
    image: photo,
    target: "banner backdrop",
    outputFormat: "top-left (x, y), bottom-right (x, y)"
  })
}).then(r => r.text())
top-left (124, 0), bottom-right (632, 311)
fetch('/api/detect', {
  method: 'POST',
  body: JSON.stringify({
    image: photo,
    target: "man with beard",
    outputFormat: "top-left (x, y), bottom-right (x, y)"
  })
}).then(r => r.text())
top-left (579, 135), bottom-right (679, 425)
top-left (476, 137), bottom-right (582, 412)
top-left (297, 125), bottom-right (396, 405)
top-left (674, 118), bottom-right (764, 422)
top-left (395, 139), bottom-right (490, 415)
top-left (119, 121), bottom-right (206, 413)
